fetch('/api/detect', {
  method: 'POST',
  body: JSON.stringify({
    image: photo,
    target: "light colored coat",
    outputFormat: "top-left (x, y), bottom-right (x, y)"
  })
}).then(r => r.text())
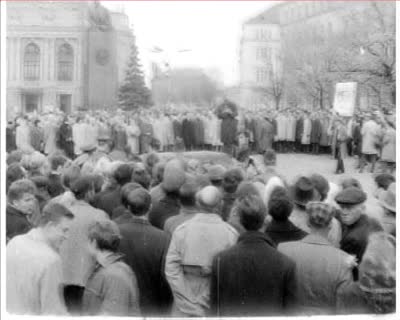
top-left (60, 200), bottom-right (109, 287)
top-left (7, 229), bottom-right (68, 315)
top-left (276, 115), bottom-right (287, 141)
top-left (286, 115), bottom-right (297, 142)
top-left (381, 127), bottom-right (396, 162)
top-left (126, 122), bottom-right (141, 154)
top-left (165, 213), bottom-right (238, 316)
top-left (361, 120), bottom-right (380, 155)
top-left (278, 235), bottom-right (354, 315)
top-left (16, 123), bottom-right (34, 153)
top-left (301, 118), bottom-right (312, 144)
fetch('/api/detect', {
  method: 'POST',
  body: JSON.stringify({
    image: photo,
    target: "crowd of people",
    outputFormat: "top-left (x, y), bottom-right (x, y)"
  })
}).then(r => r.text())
top-left (6, 103), bottom-right (396, 175)
top-left (6, 104), bottom-right (396, 316)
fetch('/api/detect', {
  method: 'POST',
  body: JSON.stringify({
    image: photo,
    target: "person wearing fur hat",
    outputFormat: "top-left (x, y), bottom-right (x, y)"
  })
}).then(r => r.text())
top-left (335, 187), bottom-right (383, 280)
top-left (338, 232), bottom-right (396, 314)
top-left (279, 202), bottom-right (355, 315)
top-left (165, 186), bottom-right (238, 317)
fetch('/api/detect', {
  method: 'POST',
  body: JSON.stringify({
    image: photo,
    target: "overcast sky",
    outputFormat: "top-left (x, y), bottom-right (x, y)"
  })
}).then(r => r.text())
top-left (102, 1), bottom-right (277, 86)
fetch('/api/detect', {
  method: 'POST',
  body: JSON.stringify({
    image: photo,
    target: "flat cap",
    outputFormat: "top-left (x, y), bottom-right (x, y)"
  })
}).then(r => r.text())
top-left (335, 187), bottom-right (367, 205)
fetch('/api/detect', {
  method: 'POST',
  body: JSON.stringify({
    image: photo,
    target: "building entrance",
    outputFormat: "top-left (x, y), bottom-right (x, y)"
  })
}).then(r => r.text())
top-left (24, 94), bottom-right (40, 113)
top-left (59, 94), bottom-right (72, 114)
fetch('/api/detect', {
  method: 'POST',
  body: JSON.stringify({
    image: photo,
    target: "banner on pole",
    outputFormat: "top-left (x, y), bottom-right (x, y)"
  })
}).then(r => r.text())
top-left (333, 82), bottom-right (357, 117)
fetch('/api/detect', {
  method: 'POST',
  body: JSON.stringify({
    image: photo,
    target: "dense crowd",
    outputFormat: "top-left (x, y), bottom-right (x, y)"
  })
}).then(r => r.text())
top-left (6, 104), bottom-right (396, 175)
top-left (6, 104), bottom-right (396, 316)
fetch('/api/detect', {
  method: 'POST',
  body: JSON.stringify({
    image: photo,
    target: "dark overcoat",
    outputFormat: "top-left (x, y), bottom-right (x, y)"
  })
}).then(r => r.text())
top-left (210, 231), bottom-right (297, 316)
top-left (117, 215), bottom-right (173, 316)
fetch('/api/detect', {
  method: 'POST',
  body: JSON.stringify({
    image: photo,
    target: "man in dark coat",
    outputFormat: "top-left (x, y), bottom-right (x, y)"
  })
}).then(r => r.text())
top-left (6, 121), bottom-right (17, 153)
top-left (265, 187), bottom-right (308, 246)
top-left (30, 119), bottom-right (44, 152)
top-left (210, 194), bottom-right (297, 316)
top-left (221, 114), bottom-right (238, 156)
top-left (6, 179), bottom-right (38, 242)
top-left (335, 187), bottom-right (383, 280)
top-left (58, 118), bottom-right (74, 159)
top-left (117, 188), bottom-right (173, 316)
top-left (91, 164), bottom-right (133, 218)
top-left (295, 114), bottom-right (304, 153)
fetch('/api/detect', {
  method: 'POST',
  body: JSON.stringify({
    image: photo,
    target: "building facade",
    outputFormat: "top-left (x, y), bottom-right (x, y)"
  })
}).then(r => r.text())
top-left (239, 1), bottom-right (395, 110)
top-left (6, 1), bottom-right (133, 118)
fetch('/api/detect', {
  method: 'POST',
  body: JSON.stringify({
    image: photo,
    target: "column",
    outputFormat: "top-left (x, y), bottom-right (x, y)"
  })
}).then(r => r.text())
top-left (15, 37), bottom-right (21, 81)
top-left (49, 38), bottom-right (55, 81)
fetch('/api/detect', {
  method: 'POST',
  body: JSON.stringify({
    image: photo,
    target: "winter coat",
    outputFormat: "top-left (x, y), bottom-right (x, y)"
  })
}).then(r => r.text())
top-left (254, 119), bottom-right (274, 153)
top-left (59, 200), bottom-right (109, 287)
top-left (381, 127), bottom-right (396, 162)
top-left (138, 119), bottom-right (153, 154)
top-left (118, 215), bottom-right (173, 316)
top-left (182, 118), bottom-right (196, 149)
top-left (276, 115), bottom-right (287, 141)
top-left (91, 186), bottom-right (122, 218)
top-left (148, 192), bottom-right (180, 230)
top-left (319, 118), bottom-right (330, 146)
top-left (310, 119), bottom-right (322, 144)
top-left (286, 116), bottom-right (297, 142)
top-left (265, 219), bottom-right (308, 246)
top-left (295, 118), bottom-right (304, 142)
top-left (126, 122), bottom-right (141, 155)
top-left (6, 204), bottom-right (33, 242)
top-left (165, 213), bottom-right (238, 316)
top-left (221, 117), bottom-right (238, 147)
top-left (6, 126), bottom-right (17, 153)
top-left (7, 229), bottom-right (68, 315)
top-left (361, 120), bottom-right (380, 155)
top-left (301, 118), bottom-right (312, 145)
top-left (30, 126), bottom-right (44, 152)
top-left (44, 122), bottom-right (59, 155)
top-left (57, 123), bottom-right (74, 158)
top-left (82, 253), bottom-right (140, 316)
top-left (210, 231), bottom-right (297, 316)
top-left (279, 234), bottom-right (354, 315)
top-left (16, 124), bottom-right (34, 153)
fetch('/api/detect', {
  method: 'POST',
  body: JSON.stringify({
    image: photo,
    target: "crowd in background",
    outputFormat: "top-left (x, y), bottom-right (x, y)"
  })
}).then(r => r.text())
top-left (5, 101), bottom-right (396, 315)
top-left (6, 103), bottom-right (396, 174)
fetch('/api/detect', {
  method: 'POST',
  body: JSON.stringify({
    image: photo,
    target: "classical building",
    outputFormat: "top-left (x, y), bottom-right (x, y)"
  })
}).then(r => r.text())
top-left (239, 1), bottom-right (395, 110)
top-left (6, 1), bottom-right (134, 118)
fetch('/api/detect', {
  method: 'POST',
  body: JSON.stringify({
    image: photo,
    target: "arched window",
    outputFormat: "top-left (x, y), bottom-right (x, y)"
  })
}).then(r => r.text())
top-left (24, 43), bottom-right (40, 80)
top-left (58, 43), bottom-right (74, 81)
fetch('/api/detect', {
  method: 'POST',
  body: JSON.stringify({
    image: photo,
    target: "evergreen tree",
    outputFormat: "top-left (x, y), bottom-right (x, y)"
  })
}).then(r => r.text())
top-left (118, 37), bottom-right (152, 110)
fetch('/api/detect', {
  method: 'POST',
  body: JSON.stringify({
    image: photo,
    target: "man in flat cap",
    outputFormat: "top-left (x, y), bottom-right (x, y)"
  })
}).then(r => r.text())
top-left (165, 186), bottom-right (238, 317)
top-left (335, 187), bottom-right (383, 280)
top-left (279, 202), bottom-right (355, 315)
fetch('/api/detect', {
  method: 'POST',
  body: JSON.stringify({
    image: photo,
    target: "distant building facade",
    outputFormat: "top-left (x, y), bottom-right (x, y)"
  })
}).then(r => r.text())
top-left (239, 1), bottom-right (394, 110)
top-left (6, 1), bottom-right (133, 118)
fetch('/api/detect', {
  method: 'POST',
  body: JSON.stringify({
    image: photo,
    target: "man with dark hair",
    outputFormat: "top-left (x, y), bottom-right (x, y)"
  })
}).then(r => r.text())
top-left (47, 154), bottom-right (70, 197)
top-left (82, 220), bottom-right (140, 316)
top-left (221, 168), bottom-right (244, 221)
top-left (265, 187), bottom-right (308, 245)
top-left (164, 179), bottom-right (199, 235)
top-left (117, 188), bottom-right (173, 316)
top-left (210, 194), bottom-right (297, 316)
top-left (279, 202), bottom-right (354, 315)
top-left (92, 163), bottom-right (133, 217)
top-left (7, 202), bottom-right (74, 315)
top-left (59, 175), bottom-right (109, 314)
top-left (112, 182), bottom-right (143, 222)
top-left (6, 179), bottom-right (38, 241)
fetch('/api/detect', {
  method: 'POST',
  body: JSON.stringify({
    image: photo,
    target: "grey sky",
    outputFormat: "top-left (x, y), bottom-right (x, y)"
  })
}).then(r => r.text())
top-left (103, 1), bottom-right (277, 86)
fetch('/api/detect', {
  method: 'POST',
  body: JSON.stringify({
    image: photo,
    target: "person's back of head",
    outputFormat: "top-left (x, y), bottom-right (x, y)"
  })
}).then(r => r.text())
top-left (39, 202), bottom-right (74, 227)
top-left (196, 186), bottom-right (222, 213)
top-left (179, 180), bottom-right (199, 207)
top-left (62, 164), bottom-right (81, 190)
top-left (126, 188), bottom-right (151, 216)
top-left (49, 154), bottom-right (69, 172)
top-left (374, 174), bottom-right (395, 191)
top-left (114, 163), bottom-right (133, 186)
top-left (121, 182), bottom-right (143, 208)
top-left (70, 175), bottom-right (94, 201)
top-left (305, 201), bottom-right (335, 232)
top-left (309, 173), bottom-right (330, 201)
top-left (131, 163), bottom-right (151, 190)
top-left (7, 163), bottom-right (26, 191)
top-left (268, 187), bottom-right (293, 222)
top-left (222, 168), bottom-right (244, 194)
top-left (341, 177), bottom-right (363, 191)
top-left (237, 194), bottom-right (266, 231)
top-left (88, 220), bottom-right (121, 252)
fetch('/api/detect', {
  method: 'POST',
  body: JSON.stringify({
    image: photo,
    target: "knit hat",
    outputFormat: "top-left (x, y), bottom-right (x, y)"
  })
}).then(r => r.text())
top-left (290, 176), bottom-right (321, 207)
top-left (162, 159), bottom-right (186, 192)
top-left (306, 201), bottom-right (335, 228)
top-left (379, 183), bottom-right (396, 213)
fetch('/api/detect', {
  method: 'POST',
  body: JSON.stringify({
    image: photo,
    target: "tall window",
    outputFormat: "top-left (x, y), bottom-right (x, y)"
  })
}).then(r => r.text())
top-left (24, 43), bottom-right (40, 80)
top-left (58, 43), bottom-right (74, 81)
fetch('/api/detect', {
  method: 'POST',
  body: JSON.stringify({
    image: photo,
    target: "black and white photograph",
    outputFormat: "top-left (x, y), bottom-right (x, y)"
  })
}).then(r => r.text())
top-left (1, 0), bottom-right (397, 318)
